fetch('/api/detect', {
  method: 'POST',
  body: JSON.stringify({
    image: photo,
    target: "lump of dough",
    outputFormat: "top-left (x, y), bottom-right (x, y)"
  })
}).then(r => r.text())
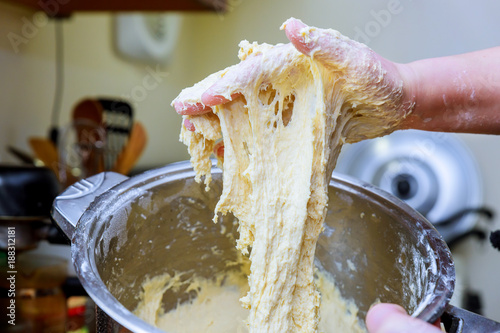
top-left (173, 22), bottom-right (406, 333)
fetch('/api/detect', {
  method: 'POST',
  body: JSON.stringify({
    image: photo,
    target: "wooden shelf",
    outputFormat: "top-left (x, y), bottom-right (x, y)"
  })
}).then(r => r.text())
top-left (4, 0), bottom-right (227, 16)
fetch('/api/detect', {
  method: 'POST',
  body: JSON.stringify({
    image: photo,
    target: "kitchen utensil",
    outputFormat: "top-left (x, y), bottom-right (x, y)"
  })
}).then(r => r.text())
top-left (0, 165), bottom-right (60, 217)
top-left (28, 137), bottom-right (59, 176)
top-left (72, 99), bottom-right (106, 177)
top-left (7, 146), bottom-right (36, 165)
top-left (112, 121), bottom-right (147, 175)
top-left (73, 99), bottom-right (103, 124)
top-left (72, 98), bottom-right (134, 172)
top-left (50, 160), bottom-right (499, 332)
top-left (0, 165), bottom-right (64, 251)
top-left (57, 119), bottom-right (107, 188)
top-left (98, 99), bottom-right (134, 171)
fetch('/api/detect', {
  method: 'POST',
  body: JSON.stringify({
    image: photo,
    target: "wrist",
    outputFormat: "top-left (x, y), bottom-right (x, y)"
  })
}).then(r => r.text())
top-left (394, 62), bottom-right (418, 130)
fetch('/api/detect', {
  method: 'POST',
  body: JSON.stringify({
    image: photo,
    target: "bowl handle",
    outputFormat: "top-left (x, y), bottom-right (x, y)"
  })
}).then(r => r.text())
top-left (51, 172), bottom-right (128, 241)
top-left (442, 304), bottom-right (500, 332)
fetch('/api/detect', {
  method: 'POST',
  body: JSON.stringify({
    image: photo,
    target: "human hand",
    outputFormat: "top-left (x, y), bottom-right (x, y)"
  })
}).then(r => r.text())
top-left (366, 303), bottom-right (443, 333)
top-left (283, 18), bottom-right (415, 142)
top-left (173, 18), bottom-right (416, 150)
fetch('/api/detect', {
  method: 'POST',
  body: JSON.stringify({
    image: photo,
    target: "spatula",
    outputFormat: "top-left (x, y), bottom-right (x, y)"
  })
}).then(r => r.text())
top-left (98, 99), bottom-right (133, 171)
top-left (28, 137), bottom-right (59, 176)
top-left (112, 122), bottom-right (147, 175)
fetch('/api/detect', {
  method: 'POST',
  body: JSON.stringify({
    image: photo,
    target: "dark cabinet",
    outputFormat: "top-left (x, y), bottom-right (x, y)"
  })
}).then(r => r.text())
top-left (3, 0), bottom-right (227, 17)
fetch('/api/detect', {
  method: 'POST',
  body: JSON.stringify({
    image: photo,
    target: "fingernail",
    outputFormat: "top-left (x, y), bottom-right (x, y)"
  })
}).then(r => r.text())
top-left (201, 92), bottom-right (231, 106)
top-left (284, 18), bottom-right (314, 56)
top-left (175, 101), bottom-right (210, 115)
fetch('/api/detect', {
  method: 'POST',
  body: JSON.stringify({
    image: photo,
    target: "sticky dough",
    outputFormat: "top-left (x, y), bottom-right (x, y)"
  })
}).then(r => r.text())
top-left (172, 20), bottom-right (405, 333)
top-left (134, 268), bottom-right (364, 333)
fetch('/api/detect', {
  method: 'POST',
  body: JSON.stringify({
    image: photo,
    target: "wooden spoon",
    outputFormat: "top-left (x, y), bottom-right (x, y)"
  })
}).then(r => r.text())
top-left (72, 99), bottom-right (103, 124)
top-left (72, 98), bottom-right (106, 174)
top-left (28, 137), bottom-right (59, 176)
top-left (112, 122), bottom-right (147, 175)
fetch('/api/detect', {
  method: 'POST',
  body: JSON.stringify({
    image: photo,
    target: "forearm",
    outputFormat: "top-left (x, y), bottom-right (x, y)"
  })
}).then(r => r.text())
top-left (398, 47), bottom-right (500, 134)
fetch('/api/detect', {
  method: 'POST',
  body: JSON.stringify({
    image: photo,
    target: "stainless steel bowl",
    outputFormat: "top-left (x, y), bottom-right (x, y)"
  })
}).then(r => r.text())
top-left (52, 161), bottom-right (498, 332)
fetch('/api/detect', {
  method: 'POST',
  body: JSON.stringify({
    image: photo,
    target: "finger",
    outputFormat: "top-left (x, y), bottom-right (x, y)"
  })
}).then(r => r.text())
top-left (282, 17), bottom-right (313, 55)
top-left (366, 303), bottom-right (442, 333)
top-left (201, 54), bottom-right (264, 106)
top-left (213, 141), bottom-right (224, 159)
top-left (282, 17), bottom-right (364, 67)
top-left (202, 92), bottom-right (241, 107)
top-left (172, 68), bottom-right (227, 115)
top-left (183, 118), bottom-right (196, 132)
top-left (366, 303), bottom-right (407, 332)
top-left (174, 100), bottom-right (212, 116)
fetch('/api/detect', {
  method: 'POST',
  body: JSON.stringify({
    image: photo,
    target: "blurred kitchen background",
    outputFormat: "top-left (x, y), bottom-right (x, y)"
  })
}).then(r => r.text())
top-left (1, 0), bottom-right (500, 331)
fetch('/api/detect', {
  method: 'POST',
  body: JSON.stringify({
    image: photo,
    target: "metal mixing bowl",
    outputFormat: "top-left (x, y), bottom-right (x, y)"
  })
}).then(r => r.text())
top-left (52, 160), bottom-right (459, 332)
